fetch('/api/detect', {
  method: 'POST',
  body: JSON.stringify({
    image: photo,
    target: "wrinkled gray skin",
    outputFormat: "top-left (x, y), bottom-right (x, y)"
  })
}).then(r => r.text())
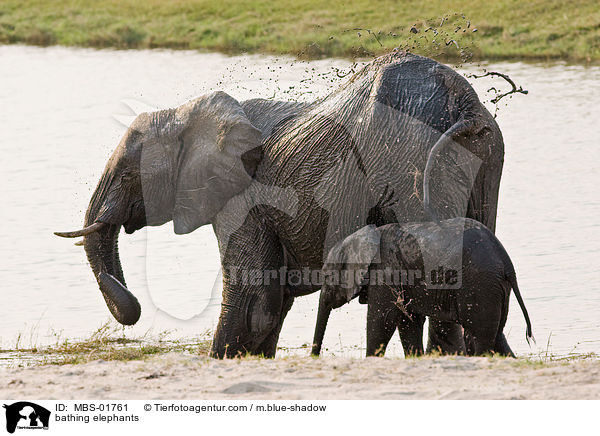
top-left (312, 219), bottom-right (534, 357)
top-left (56, 52), bottom-right (504, 358)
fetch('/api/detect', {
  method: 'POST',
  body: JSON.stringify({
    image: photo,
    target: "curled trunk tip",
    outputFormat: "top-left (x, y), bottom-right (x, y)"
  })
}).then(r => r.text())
top-left (98, 272), bottom-right (141, 325)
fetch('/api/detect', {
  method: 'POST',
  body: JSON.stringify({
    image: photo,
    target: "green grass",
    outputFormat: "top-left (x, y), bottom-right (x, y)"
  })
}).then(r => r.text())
top-left (0, 0), bottom-right (598, 62)
top-left (1, 321), bottom-right (212, 366)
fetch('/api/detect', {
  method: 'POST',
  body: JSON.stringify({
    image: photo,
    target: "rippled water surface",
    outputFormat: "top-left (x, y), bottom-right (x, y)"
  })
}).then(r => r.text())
top-left (1, 45), bottom-right (598, 358)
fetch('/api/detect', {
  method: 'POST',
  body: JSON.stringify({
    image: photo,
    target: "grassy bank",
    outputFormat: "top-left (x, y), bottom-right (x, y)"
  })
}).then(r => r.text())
top-left (1, 322), bottom-right (212, 366)
top-left (1, 321), bottom-right (596, 368)
top-left (0, 0), bottom-right (598, 62)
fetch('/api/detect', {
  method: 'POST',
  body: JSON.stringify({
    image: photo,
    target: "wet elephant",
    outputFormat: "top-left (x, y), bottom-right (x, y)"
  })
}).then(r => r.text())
top-left (56, 51), bottom-right (504, 357)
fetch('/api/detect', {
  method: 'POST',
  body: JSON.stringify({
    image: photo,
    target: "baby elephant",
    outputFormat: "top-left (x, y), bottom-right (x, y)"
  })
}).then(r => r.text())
top-left (311, 218), bottom-right (533, 357)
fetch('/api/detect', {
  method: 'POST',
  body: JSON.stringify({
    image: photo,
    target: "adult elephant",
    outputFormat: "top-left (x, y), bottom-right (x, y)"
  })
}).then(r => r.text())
top-left (56, 51), bottom-right (504, 358)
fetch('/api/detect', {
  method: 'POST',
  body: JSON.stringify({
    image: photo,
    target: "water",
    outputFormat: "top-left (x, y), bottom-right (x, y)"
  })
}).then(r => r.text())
top-left (1, 45), bottom-right (598, 358)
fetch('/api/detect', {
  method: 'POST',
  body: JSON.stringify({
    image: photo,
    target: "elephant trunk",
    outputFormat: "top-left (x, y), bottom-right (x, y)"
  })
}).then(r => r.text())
top-left (311, 294), bottom-right (332, 356)
top-left (81, 171), bottom-right (141, 326)
top-left (83, 223), bottom-right (141, 325)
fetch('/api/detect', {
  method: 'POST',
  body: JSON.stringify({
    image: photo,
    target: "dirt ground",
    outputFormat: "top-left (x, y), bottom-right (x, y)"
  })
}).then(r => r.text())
top-left (1, 354), bottom-right (599, 400)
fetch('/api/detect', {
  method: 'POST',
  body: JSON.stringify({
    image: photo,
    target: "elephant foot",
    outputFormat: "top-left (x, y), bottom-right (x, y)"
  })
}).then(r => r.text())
top-left (493, 333), bottom-right (516, 358)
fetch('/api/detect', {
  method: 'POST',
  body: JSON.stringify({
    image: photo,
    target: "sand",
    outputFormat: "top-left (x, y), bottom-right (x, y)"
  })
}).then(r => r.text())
top-left (1, 354), bottom-right (599, 400)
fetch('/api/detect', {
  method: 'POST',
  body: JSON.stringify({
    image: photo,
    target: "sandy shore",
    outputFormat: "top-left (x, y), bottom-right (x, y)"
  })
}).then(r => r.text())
top-left (1, 354), bottom-right (599, 400)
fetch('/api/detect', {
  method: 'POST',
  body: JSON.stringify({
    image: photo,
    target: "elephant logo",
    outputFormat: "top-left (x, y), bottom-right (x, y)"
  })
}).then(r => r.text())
top-left (3, 402), bottom-right (50, 433)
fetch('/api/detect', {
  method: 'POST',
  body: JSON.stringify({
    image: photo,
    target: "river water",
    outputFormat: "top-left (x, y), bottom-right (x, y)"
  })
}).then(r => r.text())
top-left (1, 45), bottom-right (598, 358)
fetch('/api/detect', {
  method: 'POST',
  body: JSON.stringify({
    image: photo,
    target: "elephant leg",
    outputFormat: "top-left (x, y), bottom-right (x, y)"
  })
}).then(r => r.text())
top-left (366, 299), bottom-right (398, 357)
top-left (211, 210), bottom-right (287, 358)
top-left (366, 312), bottom-right (396, 357)
top-left (492, 290), bottom-right (515, 357)
top-left (464, 330), bottom-right (506, 356)
top-left (466, 135), bottom-right (502, 234)
top-left (464, 308), bottom-right (501, 356)
top-left (253, 291), bottom-right (294, 357)
top-left (465, 328), bottom-right (497, 356)
top-left (426, 319), bottom-right (465, 355)
top-left (397, 312), bottom-right (425, 357)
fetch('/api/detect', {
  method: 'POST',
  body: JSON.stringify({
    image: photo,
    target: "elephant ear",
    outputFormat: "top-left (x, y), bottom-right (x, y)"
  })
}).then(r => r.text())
top-left (324, 225), bottom-right (381, 304)
top-left (173, 92), bottom-right (263, 234)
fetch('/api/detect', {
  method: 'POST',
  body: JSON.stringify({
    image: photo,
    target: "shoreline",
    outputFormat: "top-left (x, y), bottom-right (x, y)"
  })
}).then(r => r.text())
top-left (1, 353), bottom-right (599, 399)
top-left (2, 42), bottom-right (599, 67)
top-left (0, 0), bottom-right (598, 64)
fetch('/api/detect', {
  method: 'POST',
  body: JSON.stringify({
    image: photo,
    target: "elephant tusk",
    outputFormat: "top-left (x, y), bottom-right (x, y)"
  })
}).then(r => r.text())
top-left (74, 239), bottom-right (84, 246)
top-left (54, 222), bottom-right (107, 238)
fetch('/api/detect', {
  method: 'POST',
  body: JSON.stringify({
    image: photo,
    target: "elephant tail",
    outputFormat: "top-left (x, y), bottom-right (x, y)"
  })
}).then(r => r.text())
top-left (507, 273), bottom-right (535, 346)
top-left (422, 117), bottom-right (483, 222)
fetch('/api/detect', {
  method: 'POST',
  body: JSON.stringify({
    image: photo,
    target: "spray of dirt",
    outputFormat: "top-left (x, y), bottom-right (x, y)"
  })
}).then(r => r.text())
top-left (213, 13), bottom-right (528, 118)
